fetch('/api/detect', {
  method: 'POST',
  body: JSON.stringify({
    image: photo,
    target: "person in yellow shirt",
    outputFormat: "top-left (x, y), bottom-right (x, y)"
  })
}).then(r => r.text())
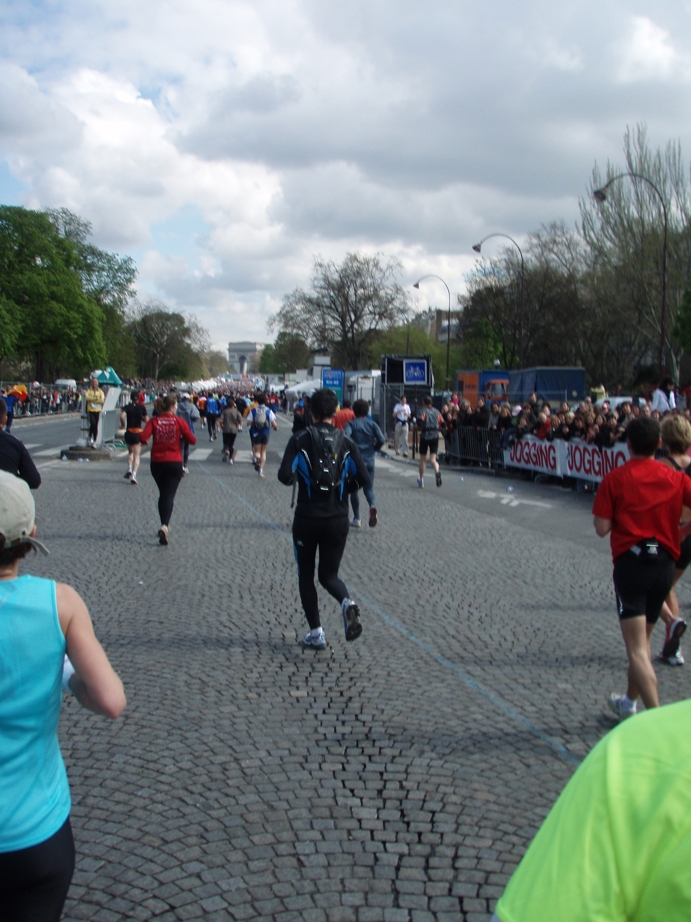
top-left (84, 376), bottom-right (105, 447)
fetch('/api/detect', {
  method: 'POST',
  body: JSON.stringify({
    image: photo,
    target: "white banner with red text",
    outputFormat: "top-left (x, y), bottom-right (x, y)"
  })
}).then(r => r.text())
top-left (503, 436), bottom-right (630, 482)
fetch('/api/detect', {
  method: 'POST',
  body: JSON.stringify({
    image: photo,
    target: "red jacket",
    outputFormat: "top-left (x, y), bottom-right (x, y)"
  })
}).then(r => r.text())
top-left (140, 415), bottom-right (196, 462)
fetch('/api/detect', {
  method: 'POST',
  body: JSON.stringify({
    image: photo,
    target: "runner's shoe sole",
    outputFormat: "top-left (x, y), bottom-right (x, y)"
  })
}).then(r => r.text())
top-left (343, 604), bottom-right (362, 642)
top-left (662, 619), bottom-right (687, 659)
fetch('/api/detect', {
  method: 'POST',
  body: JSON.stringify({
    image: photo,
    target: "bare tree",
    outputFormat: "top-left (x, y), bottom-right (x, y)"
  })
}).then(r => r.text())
top-left (271, 253), bottom-right (411, 369)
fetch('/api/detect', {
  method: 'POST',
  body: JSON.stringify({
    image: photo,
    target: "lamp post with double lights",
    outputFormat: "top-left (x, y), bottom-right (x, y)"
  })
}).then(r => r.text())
top-left (413, 275), bottom-right (452, 390)
top-left (593, 172), bottom-right (668, 373)
top-left (472, 233), bottom-right (525, 368)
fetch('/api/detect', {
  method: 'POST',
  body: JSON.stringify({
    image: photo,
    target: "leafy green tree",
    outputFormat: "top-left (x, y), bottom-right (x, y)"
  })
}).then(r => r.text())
top-left (258, 344), bottom-right (279, 374)
top-left (271, 253), bottom-right (411, 369)
top-left (129, 299), bottom-right (209, 379)
top-left (47, 207), bottom-right (138, 376)
top-left (0, 206), bottom-right (106, 379)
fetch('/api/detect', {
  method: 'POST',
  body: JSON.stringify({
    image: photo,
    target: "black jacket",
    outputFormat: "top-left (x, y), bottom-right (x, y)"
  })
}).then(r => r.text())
top-left (0, 429), bottom-right (41, 488)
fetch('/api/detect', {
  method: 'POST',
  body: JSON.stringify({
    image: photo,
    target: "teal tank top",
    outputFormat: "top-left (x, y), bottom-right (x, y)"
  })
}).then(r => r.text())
top-left (0, 575), bottom-right (71, 851)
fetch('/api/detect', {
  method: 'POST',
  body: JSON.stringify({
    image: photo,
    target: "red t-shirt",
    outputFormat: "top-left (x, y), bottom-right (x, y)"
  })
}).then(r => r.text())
top-left (333, 408), bottom-right (355, 430)
top-left (592, 457), bottom-right (691, 561)
top-left (140, 415), bottom-right (196, 462)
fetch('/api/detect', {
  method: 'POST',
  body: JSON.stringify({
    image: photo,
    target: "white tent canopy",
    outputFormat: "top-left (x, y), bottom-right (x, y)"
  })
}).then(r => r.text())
top-left (284, 379), bottom-right (321, 396)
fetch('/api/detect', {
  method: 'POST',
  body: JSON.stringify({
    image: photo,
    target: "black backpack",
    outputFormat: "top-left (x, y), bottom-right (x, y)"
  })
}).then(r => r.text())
top-left (297, 426), bottom-right (347, 496)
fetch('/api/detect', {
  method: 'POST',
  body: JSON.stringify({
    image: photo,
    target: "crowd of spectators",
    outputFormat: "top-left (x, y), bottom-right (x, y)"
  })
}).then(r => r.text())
top-left (440, 377), bottom-right (687, 451)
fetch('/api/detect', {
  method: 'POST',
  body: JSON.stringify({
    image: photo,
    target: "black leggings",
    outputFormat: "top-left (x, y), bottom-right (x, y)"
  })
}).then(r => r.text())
top-left (292, 516), bottom-right (350, 630)
top-left (0, 818), bottom-right (75, 922)
top-left (87, 411), bottom-right (100, 441)
top-left (150, 461), bottom-right (184, 526)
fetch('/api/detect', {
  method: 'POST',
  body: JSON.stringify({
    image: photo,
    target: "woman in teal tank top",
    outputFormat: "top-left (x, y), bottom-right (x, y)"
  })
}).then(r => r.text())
top-left (0, 471), bottom-right (126, 921)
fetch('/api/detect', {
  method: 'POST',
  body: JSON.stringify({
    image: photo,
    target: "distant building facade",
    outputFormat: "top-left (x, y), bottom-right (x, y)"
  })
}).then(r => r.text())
top-left (227, 342), bottom-right (264, 375)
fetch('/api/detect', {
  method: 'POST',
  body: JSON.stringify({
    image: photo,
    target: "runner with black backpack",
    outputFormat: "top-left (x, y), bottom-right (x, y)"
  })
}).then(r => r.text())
top-left (247, 392), bottom-right (278, 478)
top-left (278, 388), bottom-right (370, 649)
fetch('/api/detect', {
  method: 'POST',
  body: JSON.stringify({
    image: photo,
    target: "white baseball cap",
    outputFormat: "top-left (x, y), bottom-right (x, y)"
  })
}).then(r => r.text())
top-left (0, 471), bottom-right (49, 555)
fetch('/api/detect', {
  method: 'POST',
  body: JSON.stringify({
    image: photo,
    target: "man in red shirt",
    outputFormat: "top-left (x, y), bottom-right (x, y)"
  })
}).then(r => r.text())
top-left (593, 417), bottom-right (691, 719)
top-left (333, 399), bottom-right (355, 430)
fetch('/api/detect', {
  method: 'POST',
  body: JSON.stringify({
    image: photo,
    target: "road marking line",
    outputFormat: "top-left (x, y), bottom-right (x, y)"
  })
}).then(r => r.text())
top-left (33, 445), bottom-right (72, 457)
top-left (477, 489), bottom-right (552, 509)
top-left (191, 448), bottom-right (213, 460)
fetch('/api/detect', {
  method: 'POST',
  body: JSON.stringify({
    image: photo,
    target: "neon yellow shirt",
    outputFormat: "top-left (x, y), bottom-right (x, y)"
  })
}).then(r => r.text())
top-left (496, 700), bottom-right (691, 922)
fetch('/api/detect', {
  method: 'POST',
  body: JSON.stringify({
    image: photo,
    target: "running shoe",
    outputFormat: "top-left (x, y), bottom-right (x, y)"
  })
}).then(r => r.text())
top-left (222, 450), bottom-right (229, 462)
top-left (662, 618), bottom-right (687, 660)
top-left (607, 692), bottom-right (636, 721)
top-left (417, 478), bottom-right (424, 488)
top-left (131, 475), bottom-right (137, 485)
top-left (436, 471), bottom-right (442, 487)
top-left (350, 517), bottom-right (361, 528)
top-left (258, 469), bottom-right (265, 478)
top-left (124, 470), bottom-right (132, 479)
top-left (303, 629), bottom-right (327, 650)
top-left (368, 507), bottom-right (378, 528)
top-left (158, 524), bottom-right (169, 546)
top-left (666, 649), bottom-right (685, 666)
top-left (182, 466), bottom-right (189, 475)
top-left (342, 601), bottom-right (362, 642)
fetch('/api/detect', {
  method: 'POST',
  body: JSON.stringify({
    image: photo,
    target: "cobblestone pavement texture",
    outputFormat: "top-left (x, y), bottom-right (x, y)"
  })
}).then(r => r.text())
top-left (22, 422), bottom-right (691, 921)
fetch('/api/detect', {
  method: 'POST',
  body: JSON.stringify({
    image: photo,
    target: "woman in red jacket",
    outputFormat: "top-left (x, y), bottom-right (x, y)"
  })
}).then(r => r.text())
top-left (140, 395), bottom-right (196, 545)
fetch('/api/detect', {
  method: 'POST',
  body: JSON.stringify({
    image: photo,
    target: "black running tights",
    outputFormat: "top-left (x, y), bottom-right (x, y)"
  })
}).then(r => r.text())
top-left (0, 818), bottom-right (75, 922)
top-left (292, 516), bottom-right (350, 630)
top-left (150, 461), bottom-right (184, 526)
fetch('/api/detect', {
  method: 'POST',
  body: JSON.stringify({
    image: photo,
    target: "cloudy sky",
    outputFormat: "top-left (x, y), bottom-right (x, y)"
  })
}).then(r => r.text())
top-left (2, 1), bottom-right (691, 352)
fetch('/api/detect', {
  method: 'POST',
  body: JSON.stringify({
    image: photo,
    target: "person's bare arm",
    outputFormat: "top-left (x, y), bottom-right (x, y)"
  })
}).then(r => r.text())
top-left (57, 584), bottom-right (126, 719)
top-left (593, 515), bottom-right (612, 537)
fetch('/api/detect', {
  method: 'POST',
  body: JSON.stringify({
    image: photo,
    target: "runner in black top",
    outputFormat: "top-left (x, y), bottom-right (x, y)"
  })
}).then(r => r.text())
top-left (120, 392), bottom-right (148, 485)
top-left (0, 398), bottom-right (41, 489)
top-left (278, 388), bottom-right (370, 650)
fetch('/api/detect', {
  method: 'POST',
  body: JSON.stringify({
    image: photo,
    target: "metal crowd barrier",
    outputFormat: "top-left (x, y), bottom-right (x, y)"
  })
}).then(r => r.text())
top-left (440, 427), bottom-right (505, 468)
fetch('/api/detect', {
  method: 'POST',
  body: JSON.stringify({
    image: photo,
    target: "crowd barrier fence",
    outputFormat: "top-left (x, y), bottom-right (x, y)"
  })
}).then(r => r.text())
top-left (441, 428), bottom-right (631, 485)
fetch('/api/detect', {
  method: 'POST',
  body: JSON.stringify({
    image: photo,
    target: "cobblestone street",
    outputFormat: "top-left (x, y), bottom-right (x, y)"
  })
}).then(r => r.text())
top-left (24, 426), bottom-right (691, 922)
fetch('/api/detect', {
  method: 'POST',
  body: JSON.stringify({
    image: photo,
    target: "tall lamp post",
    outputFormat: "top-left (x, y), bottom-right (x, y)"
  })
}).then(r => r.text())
top-left (413, 275), bottom-right (452, 391)
top-left (593, 172), bottom-right (668, 374)
top-left (472, 233), bottom-right (525, 368)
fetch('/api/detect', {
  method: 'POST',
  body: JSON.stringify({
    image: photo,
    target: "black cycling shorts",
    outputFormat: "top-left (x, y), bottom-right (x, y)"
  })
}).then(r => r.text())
top-left (613, 544), bottom-right (675, 622)
top-left (419, 437), bottom-right (439, 457)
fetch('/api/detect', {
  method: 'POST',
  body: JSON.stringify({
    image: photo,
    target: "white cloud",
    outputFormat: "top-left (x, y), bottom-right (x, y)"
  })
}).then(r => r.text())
top-left (615, 15), bottom-right (689, 83)
top-left (1, 1), bottom-right (691, 351)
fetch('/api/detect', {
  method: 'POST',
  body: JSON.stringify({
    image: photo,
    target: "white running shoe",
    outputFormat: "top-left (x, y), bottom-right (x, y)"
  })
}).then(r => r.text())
top-left (350, 517), bottom-right (361, 528)
top-left (303, 629), bottom-right (326, 650)
top-left (417, 478), bottom-right (424, 488)
top-left (607, 692), bottom-right (636, 721)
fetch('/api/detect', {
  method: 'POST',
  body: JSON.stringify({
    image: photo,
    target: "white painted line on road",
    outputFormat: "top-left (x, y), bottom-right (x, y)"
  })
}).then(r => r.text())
top-left (21, 443), bottom-right (42, 449)
top-left (477, 489), bottom-right (552, 509)
top-left (191, 448), bottom-right (213, 460)
top-left (33, 445), bottom-right (72, 457)
top-left (376, 459), bottom-right (418, 478)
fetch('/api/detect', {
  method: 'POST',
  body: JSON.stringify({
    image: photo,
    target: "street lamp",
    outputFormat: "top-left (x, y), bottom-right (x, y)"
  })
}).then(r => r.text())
top-left (413, 275), bottom-right (452, 390)
top-left (472, 233), bottom-right (525, 368)
top-left (593, 172), bottom-right (668, 373)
